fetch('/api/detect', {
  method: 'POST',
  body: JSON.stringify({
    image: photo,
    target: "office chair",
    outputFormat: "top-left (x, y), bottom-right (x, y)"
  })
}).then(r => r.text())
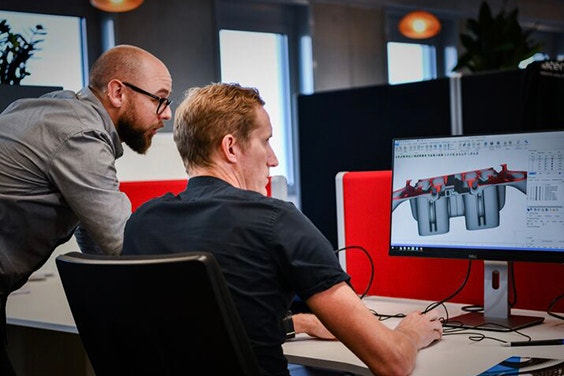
top-left (56, 251), bottom-right (261, 376)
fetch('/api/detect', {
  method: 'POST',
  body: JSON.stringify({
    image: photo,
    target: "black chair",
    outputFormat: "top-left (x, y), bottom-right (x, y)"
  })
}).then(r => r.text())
top-left (56, 251), bottom-right (261, 376)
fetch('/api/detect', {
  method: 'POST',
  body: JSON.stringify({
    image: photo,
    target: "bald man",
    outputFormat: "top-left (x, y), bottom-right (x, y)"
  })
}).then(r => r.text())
top-left (0, 45), bottom-right (172, 374)
top-left (0, 45), bottom-right (331, 375)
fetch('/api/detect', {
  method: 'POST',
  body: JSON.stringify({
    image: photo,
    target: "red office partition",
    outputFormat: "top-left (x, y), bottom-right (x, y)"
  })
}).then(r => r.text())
top-left (120, 180), bottom-right (188, 211)
top-left (336, 170), bottom-right (563, 312)
top-left (119, 176), bottom-right (287, 213)
top-left (266, 175), bottom-right (288, 200)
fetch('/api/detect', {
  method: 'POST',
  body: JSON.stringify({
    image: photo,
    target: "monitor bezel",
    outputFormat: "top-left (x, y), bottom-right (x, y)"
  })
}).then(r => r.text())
top-left (388, 129), bottom-right (564, 264)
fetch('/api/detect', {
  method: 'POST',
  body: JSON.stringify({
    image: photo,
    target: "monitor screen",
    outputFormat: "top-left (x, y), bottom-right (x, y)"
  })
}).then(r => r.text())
top-left (389, 129), bottom-right (564, 263)
top-left (389, 129), bottom-right (563, 331)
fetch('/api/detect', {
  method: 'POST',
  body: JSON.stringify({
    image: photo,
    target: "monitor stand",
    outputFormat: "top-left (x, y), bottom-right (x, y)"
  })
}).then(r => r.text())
top-left (443, 260), bottom-right (544, 332)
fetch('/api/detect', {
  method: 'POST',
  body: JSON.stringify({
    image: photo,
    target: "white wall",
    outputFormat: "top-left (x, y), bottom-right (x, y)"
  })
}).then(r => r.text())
top-left (115, 133), bottom-right (187, 181)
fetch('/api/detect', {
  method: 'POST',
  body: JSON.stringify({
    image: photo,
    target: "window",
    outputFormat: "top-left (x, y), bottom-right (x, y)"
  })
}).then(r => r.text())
top-left (444, 46), bottom-right (459, 76)
top-left (0, 10), bottom-right (86, 91)
top-left (387, 42), bottom-right (437, 85)
top-left (219, 30), bottom-right (292, 184)
top-left (386, 11), bottom-right (458, 85)
top-left (216, 2), bottom-right (310, 197)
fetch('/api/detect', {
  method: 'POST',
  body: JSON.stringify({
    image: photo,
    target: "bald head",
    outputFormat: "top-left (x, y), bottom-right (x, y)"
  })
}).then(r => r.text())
top-left (89, 45), bottom-right (170, 93)
top-left (86, 45), bottom-right (172, 154)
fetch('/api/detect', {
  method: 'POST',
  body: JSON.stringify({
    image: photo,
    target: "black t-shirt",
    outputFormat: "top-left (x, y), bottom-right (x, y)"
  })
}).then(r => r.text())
top-left (123, 176), bottom-right (350, 376)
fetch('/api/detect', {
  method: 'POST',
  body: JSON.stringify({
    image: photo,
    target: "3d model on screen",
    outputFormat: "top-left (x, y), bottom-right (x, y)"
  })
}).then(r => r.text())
top-left (392, 164), bottom-right (527, 236)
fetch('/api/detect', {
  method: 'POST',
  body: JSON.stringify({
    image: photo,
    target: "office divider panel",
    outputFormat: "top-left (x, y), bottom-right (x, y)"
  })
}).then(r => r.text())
top-left (119, 176), bottom-right (287, 212)
top-left (298, 66), bottom-right (563, 248)
top-left (0, 85), bottom-right (63, 112)
top-left (461, 64), bottom-right (564, 135)
top-left (519, 60), bottom-right (564, 130)
top-left (297, 79), bottom-right (451, 247)
top-left (335, 170), bottom-right (564, 311)
top-left (335, 170), bottom-right (483, 303)
top-left (459, 69), bottom-right (524, 135)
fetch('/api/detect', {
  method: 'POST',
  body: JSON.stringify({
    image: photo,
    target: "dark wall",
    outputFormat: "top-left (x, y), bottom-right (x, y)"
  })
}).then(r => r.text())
top-left (519, 61), bottom-right (564, 131)
top-left (298, 66), bottom-right (564, 248)
top-left (297, 78), bottom-right (452, 248)
top-left (460, 69), bottom-right (525, 135)
top-left (113, 0), bottom-right (218, 112)
top-left (0, 85), bottom-right (62, 112)
top-left (461, 64), bottom-right (564, 135)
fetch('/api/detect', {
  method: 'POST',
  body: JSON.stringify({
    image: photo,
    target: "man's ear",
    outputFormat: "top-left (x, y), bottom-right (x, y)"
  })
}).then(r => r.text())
top-left (106, 79), bottom-right (125, 109)
top-left (221, 134), bottom-right (238, 163)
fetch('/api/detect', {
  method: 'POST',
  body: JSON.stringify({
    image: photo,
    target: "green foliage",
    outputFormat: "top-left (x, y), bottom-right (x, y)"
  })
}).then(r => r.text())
top-left (452, 1), bottom-right (542, 73)
top-left (0, 19), bottom-right (47, 85)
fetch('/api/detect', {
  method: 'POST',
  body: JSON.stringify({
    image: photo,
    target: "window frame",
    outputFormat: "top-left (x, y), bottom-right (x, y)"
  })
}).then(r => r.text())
top-left (0, 10), bottom-right (88, 90)
top-left (0, 3), bottom-right (105, 73)
top-left (215, 1), bottom-right (311, 198)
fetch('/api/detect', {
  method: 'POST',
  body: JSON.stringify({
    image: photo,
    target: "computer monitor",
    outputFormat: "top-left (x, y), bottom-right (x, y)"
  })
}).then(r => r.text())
top-left (389, 129), bottom-right (564, 331)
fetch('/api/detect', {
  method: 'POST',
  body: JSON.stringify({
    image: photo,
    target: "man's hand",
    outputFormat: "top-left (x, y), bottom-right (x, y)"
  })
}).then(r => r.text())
top-left (395, 310), bottom-right (443, 350)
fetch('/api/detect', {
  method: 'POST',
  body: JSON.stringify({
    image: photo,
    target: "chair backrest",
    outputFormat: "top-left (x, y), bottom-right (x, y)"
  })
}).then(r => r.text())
top-left (56, 251), bottom-right (261, 376)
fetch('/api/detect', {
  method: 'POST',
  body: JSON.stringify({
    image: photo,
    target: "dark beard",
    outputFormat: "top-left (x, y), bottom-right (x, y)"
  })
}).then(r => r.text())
top-left (116, 111), bottom-right (152, 154)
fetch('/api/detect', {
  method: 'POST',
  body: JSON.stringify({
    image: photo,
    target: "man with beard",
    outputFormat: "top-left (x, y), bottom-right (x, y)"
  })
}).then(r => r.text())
top-left (0, 45), bottom-right (331, 374)
top-left (0, 44), bottom-right (172, 375)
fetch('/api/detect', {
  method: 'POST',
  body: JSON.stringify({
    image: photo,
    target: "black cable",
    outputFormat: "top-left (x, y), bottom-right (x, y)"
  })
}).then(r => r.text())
top-left (460, 305), bottom-right (483, 313)
top-left (334, 245), bottom-right (374, 299)
top-left (442, 328), bottom-right (531, 345)
top-left (369, 308), bottom-right (406, 321)
top-left (547, 292), bottom-right (564, 320)
top-left (443, 331), bottom-right (506, 344)
top-left (423, 260), bottom-right (523, 335)
top-left (428, 301), bottom-right (450, 324)
top-left (423, 259), bottom-right (473, 314)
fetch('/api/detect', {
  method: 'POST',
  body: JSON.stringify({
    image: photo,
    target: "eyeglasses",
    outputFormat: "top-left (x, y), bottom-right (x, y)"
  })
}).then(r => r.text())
top-left (122, 81), bottom-right (172, 115)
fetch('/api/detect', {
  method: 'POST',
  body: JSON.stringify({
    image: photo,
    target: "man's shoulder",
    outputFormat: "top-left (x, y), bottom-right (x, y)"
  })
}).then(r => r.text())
top-left (39, 89), bottom-right (76, 100)
top-left (4, 89), bottom-right (102, 125)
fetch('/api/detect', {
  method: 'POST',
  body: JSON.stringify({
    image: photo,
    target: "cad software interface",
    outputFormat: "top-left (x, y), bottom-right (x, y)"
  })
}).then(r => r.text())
top-left (390, 130), bottom-right (564, 255)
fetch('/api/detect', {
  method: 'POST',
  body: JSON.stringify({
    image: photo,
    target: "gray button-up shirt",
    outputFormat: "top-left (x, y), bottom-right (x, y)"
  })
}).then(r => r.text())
top-left (0, 87), bottom-right (131, 294)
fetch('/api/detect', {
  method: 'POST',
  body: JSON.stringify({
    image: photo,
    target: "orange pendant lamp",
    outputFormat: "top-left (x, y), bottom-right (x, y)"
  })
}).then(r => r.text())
top-left (90, 0), bottom-right (144, 13)
top-left (398, 10), bottom-right (441, 39)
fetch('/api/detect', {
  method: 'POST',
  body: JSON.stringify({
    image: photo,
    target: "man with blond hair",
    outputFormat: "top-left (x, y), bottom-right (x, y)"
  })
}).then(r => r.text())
top-left (124, 82), bottom-right (443, 376)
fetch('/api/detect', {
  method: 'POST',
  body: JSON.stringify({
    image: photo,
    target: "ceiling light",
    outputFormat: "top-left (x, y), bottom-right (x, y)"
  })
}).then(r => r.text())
top-left (398, 11), bottom-right (441, 39)
top-left (90, 0), bottom-right (144, 13)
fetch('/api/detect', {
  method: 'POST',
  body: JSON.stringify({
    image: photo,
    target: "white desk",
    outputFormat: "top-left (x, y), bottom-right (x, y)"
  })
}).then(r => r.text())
top-left (7, 275), bottom-right (564, 376)
top-left (7, 273), bottom-right (76, 333)
top-left (6, 239), bottom-right (79, 333)
top-left (6, 273), bottom-right (93, 376)
top-left (283, 296), bottom-right (564, 376)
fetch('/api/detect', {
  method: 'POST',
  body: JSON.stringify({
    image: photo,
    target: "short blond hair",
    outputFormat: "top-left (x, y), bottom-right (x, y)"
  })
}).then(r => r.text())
top-left (173, 82), bottom-right (265, 171)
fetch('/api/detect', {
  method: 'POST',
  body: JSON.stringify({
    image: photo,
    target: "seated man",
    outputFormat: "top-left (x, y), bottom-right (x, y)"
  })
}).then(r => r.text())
top-left (123, 83), bottom-right (442, 376)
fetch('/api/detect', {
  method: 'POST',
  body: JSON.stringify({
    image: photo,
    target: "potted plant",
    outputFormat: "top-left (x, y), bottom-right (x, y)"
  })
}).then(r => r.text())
top-left (0, 18), bottom-right (47, 85)
top-left (0, 19), bottom-right (60, 112)
top-left (452, 1), bottom-right (542, 73)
